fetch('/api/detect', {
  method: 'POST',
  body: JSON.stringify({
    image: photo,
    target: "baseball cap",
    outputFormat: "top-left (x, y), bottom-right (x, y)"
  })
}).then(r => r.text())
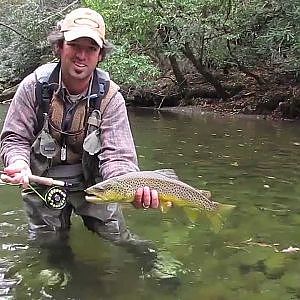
top-left (60, 8), bottom-right (105, 47)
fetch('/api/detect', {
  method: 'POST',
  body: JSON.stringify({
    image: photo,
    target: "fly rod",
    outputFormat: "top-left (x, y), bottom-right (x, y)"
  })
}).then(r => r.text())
top-left (0, 171), bottom-right (71, 187)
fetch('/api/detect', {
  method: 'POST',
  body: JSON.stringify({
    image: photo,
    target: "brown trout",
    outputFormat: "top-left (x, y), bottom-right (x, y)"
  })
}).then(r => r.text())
top-left (85, 169), bottom-right (235, 231)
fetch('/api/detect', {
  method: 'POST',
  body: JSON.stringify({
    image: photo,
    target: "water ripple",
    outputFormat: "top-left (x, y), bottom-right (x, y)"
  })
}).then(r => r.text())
top-left (0, 260), bottom-right (18, 298)
top-left (0, 223), bottom-right (15, 228)
top-left (1, 210), bottom-right (21, 216)
top-left (2, 244), bottom-right (29, 251)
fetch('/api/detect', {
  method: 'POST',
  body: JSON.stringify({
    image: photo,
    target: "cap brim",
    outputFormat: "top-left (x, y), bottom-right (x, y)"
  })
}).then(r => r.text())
top-left (64, 29), bottom-right (103, 47)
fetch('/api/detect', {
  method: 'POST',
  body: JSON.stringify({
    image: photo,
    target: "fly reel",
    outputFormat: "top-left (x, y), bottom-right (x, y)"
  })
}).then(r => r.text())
top-left (44, 186), bottom-right (67, 209)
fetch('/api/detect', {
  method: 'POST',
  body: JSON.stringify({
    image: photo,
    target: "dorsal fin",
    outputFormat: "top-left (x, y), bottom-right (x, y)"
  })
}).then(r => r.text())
top-left (153, 169), bottom-right (179, 180)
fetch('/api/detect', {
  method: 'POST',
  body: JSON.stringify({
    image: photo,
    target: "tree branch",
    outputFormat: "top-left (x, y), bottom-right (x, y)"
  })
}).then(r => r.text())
top-left (0, 22), bottom-right (34, 43)
top-left (226, 40), bottom-right (265, 85)
top-left (37, 0), bottom-right (79, 25)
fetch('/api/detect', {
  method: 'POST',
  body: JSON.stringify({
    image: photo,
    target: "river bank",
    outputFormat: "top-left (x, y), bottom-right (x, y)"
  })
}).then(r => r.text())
top-left (127, 68), bottom-right (300, 121)
top-left (155, 104), bottom-right (299, 123)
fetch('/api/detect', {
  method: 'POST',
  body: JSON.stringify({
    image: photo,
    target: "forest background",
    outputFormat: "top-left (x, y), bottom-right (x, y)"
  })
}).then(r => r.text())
top-left (0, 0), bottom-right (299, 119)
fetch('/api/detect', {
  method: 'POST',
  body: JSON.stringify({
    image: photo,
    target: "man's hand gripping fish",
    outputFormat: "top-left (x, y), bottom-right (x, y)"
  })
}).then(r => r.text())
top-left (85, 169), bottom-right (235, 231)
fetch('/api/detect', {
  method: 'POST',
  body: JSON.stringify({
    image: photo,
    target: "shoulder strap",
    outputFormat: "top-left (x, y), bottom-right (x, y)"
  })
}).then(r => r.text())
top-left (34, 63), bottom-right (59, 133)
top-left (35, 81), bottom-right (53, 134)
top-left (99, 80), bottom-right (120, 115)
top-left (88, 79), bottom-right (108, 114)
top-left (88, 79), bottom-right (119, 119)
top-left (86, 80), bottom-right (119, 131)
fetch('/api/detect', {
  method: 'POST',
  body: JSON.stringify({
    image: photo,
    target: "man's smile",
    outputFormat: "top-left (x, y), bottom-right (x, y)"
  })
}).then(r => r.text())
top-left (74, 62), bottom-right (86, 68)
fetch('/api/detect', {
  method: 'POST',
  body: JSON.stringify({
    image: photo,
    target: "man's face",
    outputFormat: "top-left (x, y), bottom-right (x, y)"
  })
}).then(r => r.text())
top-left (60, 37), bottom-right (101, 83)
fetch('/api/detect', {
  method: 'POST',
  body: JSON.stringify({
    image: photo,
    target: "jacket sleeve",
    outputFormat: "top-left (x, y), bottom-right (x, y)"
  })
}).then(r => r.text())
top-left (98, 91), bottom-right (139, 179)
top-left (0, 73), bottom-right (38, 166)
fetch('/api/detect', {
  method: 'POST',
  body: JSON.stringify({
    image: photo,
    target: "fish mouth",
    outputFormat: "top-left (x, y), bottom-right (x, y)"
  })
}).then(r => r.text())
top-left (85, 186), bottom-right (108, 203)
top-left (85, 185), bottom-right (105, 194)
top-left (85, 195), bottom-right (101, 203)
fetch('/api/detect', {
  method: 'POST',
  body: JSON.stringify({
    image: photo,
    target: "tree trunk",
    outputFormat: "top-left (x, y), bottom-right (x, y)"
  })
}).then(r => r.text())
top-left (157, 25), bottom-right (187, 88)
top-left (169, 54), bottom-right (187, 88)
top-left (226, 40), bottom-right (265, 85)
top-left (182, 42), bottom-right (229, 100)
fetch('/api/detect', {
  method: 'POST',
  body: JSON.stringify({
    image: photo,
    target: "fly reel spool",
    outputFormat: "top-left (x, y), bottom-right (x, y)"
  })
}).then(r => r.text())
top-left (45, 186), bottom-right (67, 209)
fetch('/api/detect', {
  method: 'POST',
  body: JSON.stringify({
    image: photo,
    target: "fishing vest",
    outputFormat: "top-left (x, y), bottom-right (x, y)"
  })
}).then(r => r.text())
top-left (30, 62), bottom-right (119, 188)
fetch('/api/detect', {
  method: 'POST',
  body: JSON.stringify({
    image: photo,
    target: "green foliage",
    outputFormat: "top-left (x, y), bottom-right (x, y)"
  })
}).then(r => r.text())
top-left (83, 0), bottom-right (299, 79)
top-left (82, 0), bottom-right (161, 86)
top-left (0, 0), bottom-right (78, 87)
top-left (1, 0), bottom-right (299, 89)
top-left (0, 1), bottom-right (41, 85)
top-left (83, 0), bottom-right (160, 46)
top-left (226, 0), bottom-right (300, 71)
top-left (101, 44), bottom-right (160, 87)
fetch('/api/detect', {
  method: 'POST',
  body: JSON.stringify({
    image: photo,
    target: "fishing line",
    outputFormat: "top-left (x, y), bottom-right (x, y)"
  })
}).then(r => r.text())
top-left (28, 183), bottom-right (46, 203)
top-left (1, 170), bottom-right (70, 209)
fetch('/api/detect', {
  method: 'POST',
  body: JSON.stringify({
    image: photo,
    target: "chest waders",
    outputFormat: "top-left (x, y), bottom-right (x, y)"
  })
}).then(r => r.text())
top-left (22, 63), bottom-right (161, 279)
top-left (23, 62), bottom-right (136, 231)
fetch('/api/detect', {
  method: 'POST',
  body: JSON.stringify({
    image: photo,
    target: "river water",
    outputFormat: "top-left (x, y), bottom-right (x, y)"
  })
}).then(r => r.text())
top-left (1, 105), bottom-right (300, 299)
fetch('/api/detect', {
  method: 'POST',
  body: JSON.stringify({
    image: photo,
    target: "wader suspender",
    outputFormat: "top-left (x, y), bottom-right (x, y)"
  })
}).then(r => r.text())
top-left (35, 73), bottom-right (110, 133)
top-left (35, 82), bottom-right (53, 134)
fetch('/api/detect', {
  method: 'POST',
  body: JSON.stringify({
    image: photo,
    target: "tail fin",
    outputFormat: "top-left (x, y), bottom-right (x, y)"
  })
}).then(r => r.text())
top-left (206, 203), bottom-right (235, 233)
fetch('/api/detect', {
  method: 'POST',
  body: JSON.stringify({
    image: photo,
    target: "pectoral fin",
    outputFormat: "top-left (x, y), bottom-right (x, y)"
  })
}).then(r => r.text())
top-left (160, 201), bottom-right (173, 213)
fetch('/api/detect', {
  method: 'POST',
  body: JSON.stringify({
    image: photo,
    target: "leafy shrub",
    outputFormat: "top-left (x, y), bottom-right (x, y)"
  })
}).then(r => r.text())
top-left (101, 43), bottom-right (161, 87)
top-left (0, 0), bottom-right (78, 88)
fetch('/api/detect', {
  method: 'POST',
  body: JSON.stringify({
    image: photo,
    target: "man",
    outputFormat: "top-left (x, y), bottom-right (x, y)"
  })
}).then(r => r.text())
top-left (0, 8), bottom-right (159, 255)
